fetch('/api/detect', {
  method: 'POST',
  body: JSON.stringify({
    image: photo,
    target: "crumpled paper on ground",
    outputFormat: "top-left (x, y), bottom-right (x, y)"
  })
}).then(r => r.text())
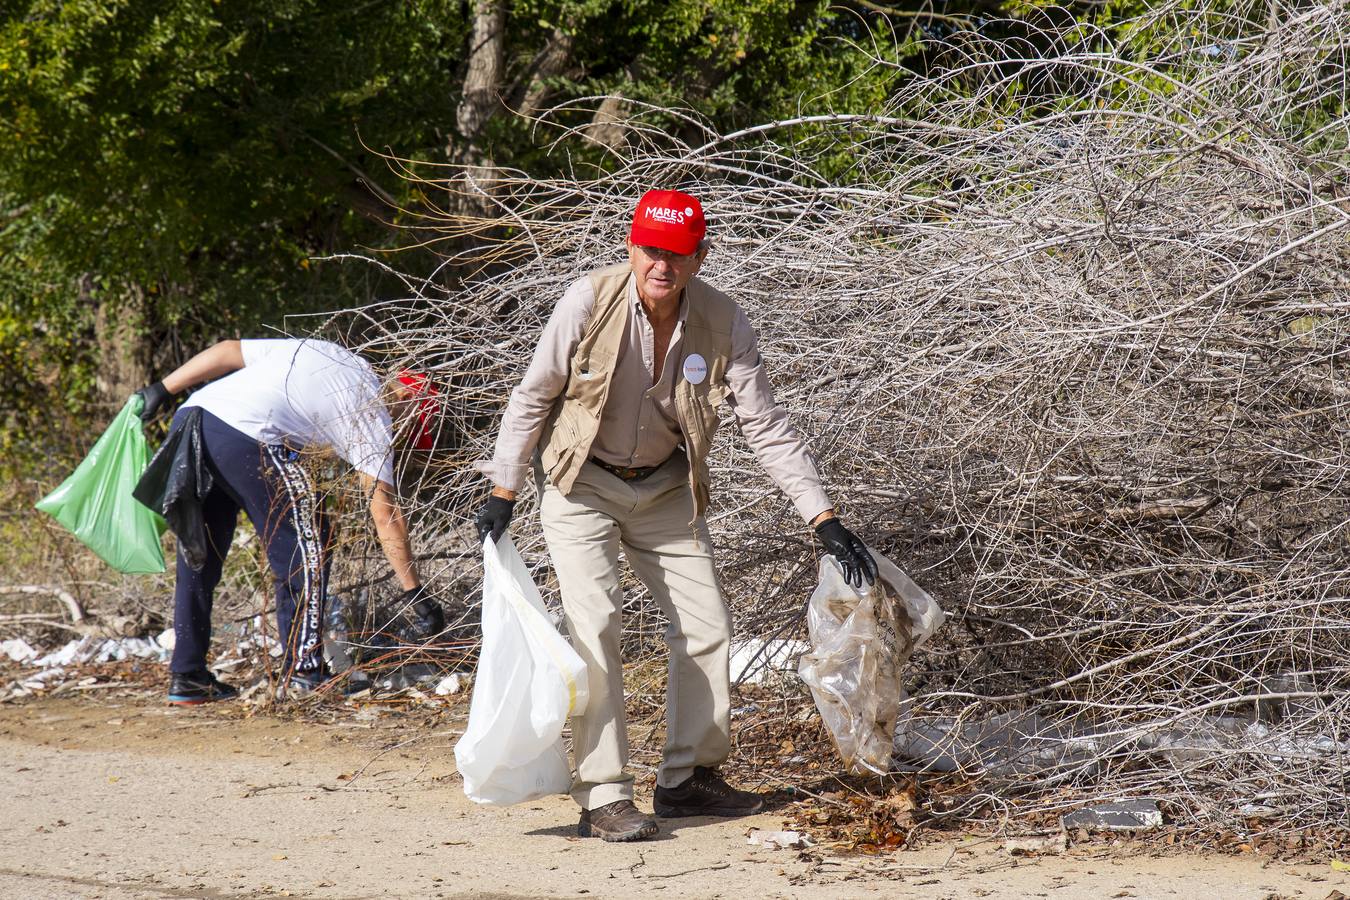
top-left (1, 634), bottom-right (173, 701)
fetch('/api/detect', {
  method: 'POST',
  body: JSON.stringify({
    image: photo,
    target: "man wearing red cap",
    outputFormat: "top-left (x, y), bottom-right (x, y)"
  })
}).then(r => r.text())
top-left (133, 338), bottom-right (443, 702)
top-left (475, 189), bottom-right (877, 842)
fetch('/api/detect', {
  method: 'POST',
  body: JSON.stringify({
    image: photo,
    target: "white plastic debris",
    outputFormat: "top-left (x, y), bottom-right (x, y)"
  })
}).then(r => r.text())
top-left (894, 706), bottom-right (1350, 778)
top-left (434, 673), bottom-right (466, 696)
top-left (895, 710), bottom-right (1105, 776)
top-left (747, 829), bottom-right (815, 850)
top-left (231, 615), bottom-right (284, 657)
top-left (32, 636), bottom-right (169, 668)
top-left (1, 628), bottom-right (170, 701)
top-left (33, 638), bottom-right (90, 667)
top-left (2, 638), bottom-right (38, 663)
top-left (156, 627), bottom-right (175, 650)
top-left (730, 639), bottom-right (810, 684)
top-left (4, 666), bottom-right (68, 700)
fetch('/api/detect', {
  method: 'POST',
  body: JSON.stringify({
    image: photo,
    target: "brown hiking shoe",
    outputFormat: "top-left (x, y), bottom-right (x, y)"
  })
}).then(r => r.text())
top-left (653, 766), bottom-right (765, 818)
top-left (577, 800), bottom-right (659, 842)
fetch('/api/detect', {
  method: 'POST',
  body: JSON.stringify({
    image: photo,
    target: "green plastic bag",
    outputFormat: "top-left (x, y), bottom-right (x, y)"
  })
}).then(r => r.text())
top-left (36, 395), bottom-right (167, 574)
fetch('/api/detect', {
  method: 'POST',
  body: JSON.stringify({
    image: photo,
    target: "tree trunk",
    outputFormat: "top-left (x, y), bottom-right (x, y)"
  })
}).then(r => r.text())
top-left (448, 0), bottom-right (507, 226)
top-left (92, 278), bottom-right (148, 404)
top-left (585, 94), bottom-right (630, 151)
top-left (453, 0), bottom-right (505, 161)
top-left (510, 26), bottom-right (577, 120)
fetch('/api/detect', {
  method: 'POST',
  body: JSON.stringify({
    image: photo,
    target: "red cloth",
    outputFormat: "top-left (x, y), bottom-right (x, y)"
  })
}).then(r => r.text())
top-left (629, 189), bottom-right (705, 255)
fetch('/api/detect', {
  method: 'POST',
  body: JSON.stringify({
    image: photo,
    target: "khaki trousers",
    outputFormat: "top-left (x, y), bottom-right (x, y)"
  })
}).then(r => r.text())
top-left (537, 454), bottom-right (731, 810)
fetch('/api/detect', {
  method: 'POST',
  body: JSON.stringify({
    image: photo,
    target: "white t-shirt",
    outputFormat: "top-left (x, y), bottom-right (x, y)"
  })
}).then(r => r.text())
top-left (183, 339), bottom-right (395, 485)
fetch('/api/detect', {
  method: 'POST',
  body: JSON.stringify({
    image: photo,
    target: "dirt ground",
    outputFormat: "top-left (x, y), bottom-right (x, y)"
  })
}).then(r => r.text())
top-left (0, 694), bottom-right (1346, 900)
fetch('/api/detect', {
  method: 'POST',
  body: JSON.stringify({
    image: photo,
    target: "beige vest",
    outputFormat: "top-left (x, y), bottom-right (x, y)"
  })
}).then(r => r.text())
top-left (539, 263), bottom-right (737, 520)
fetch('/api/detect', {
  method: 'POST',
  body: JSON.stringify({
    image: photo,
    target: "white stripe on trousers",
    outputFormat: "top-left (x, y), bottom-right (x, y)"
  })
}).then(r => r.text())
top-left (264, 445), bottom-right (325, 671)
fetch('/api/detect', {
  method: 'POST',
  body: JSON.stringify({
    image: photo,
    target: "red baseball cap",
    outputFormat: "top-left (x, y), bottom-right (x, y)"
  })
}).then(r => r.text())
top-left (396, 371), bottom-right (441, 451)
top-left (629, 189), bottom-right (706, 256)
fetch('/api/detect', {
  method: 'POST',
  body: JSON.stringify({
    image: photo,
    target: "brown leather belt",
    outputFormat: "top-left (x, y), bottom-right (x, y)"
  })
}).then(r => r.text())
top-left (590, 457), bottom-right (661, 482)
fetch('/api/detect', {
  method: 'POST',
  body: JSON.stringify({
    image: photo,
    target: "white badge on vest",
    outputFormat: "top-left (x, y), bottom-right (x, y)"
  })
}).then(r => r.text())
top-left (682, 353), bottom-right (708, 385)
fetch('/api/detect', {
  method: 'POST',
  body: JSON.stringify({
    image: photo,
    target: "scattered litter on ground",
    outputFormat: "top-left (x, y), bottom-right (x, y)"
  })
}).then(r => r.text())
top-left (3, 635), bottom-right (173, 699)
top-left (434, 673), bottom-right (466, 695)
top-left (2, 638), bottom-right (38, 663)
top-left (895, 710), bottom-right (1104, 776)
top-left (1003, 832), bottom-right (1068, 855)
top-left (1, 624), bottom-right (466, 706)
top-left (1062, 801), bottom-right (1164, 833)
top-left (1, 633), bottom-right (170, 700)
top-left (5, 666), bottom-right (68, 698)
top-left (747, 829), bottom-right (815, 850)
top-left (33, 635), bottom-right (169, 668)
top-left (895, 711), bottom-right (1350, 778)
top-left (730, 639), bottom-right (809, 684)
top-left (375, 663), bottom-right (439, 693)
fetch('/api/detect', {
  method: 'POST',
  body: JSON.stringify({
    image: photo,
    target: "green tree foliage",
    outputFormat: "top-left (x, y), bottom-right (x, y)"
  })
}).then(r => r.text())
top-left (0, 0), bottom-right (937, 474)
top-left (0, 0), bottom-right (467, 470)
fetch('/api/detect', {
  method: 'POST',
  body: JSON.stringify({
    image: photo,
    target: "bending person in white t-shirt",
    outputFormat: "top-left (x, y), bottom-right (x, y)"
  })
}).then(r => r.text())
top-left (134, 338), bottom-right (442, 704)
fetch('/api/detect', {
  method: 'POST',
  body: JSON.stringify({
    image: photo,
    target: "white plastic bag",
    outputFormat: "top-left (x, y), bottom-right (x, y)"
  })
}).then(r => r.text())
top-left (454, 535), bottom-right (589, 805)
top-left (798, 547), bottom-right (943, 775)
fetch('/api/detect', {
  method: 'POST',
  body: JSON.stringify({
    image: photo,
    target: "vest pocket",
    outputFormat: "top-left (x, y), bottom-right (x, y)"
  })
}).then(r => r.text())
top-left (694, 382), bottom-right (728, 441)
top-left (569, 347), bottom-right (613, 408)
top-left (542, 402), bottom-right (589, 480)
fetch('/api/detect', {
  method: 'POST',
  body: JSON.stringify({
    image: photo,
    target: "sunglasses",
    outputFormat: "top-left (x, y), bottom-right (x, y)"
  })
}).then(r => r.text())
top-left (636, 244), bottom-right (699, 264)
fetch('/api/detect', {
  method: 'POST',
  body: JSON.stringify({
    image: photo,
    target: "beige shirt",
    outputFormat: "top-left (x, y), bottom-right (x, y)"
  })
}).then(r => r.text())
top-left (477, 273), bottom-right (833, 523)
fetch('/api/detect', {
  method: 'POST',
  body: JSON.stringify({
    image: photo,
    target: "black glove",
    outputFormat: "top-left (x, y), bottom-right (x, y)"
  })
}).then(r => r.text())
top-left (475, 494), bottom-right (515, 543)
top-left (815, 518), bottom-right (879, 589)
top-left (133, 381), bottom-right (174, 423)
top-left (399, 585), bottom-right (445, 638)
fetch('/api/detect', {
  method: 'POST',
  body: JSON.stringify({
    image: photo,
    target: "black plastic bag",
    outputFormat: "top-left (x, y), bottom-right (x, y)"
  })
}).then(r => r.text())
top-left (133, 408), bottom-right (214, 571)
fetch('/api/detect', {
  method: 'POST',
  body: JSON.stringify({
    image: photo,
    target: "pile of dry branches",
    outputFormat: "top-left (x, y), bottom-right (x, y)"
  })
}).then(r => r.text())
top-left (311, 0), bottom-right (1350, 836)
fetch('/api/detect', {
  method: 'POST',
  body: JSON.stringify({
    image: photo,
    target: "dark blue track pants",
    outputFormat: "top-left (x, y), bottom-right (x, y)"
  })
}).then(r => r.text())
top-left (169, 409), bottom-right (330, 675)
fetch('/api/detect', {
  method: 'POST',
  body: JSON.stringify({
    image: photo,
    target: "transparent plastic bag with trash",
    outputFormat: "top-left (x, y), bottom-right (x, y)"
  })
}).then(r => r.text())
top-left (454, 534), bottom-right (589, 805)
top-left (35, 395), bottom-right (166, 574)
top-left (798, 547), bottom-right (944, 774)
